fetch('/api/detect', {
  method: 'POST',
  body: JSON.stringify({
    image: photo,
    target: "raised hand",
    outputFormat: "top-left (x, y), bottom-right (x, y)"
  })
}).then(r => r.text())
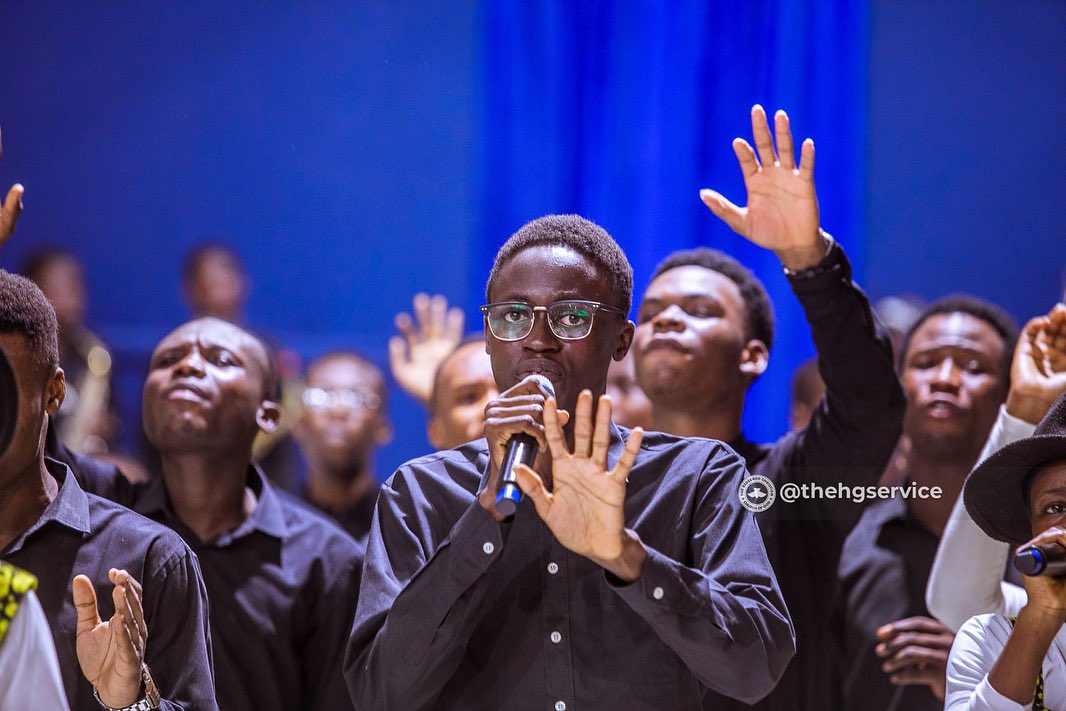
top-left (875, 616), bottom-right (955, 701)
top-left (0, 128), bottom-right (25, 247)
top-left (1007, 303), bottom-right (1066, 424)
top-left (73, 569), bottom-right (147, 709)
top-left (388, 293), bottom-right (465, 405)
top-left (513, 390), bottom-right (646, 581)
top-left (700, 105), bottom-right (825, 271)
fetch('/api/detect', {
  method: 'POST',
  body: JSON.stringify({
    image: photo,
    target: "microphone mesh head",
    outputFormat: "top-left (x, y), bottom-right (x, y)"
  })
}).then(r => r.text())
top-left (526, 374), bottom-right (555, 399)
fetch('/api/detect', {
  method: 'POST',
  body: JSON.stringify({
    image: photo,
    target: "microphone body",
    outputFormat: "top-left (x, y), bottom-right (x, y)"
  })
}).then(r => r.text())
top-left (495, 374), bottom-right (555, 517)
top-left (1014, 543), bottom-right (1066, 577)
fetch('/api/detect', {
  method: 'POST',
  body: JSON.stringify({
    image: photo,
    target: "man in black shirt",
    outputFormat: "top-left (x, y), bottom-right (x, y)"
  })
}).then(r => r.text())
top-left (348, 214), bottom-right (794, 710)
top-left (0, 269), bottom-right (216, 710)
top-left (836, 296), bottom-right (1017, 711)
top-left (632, 105), bottom-right (905, 711)
top-left (77, 317), bottom-right (362, 711)
top-left (293, 350), bottom-right (391, 546)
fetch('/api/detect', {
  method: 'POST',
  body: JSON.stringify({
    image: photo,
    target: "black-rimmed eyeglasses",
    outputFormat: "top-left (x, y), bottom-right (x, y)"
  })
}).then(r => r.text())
top-left (480, 300), bottom-right (626, 342)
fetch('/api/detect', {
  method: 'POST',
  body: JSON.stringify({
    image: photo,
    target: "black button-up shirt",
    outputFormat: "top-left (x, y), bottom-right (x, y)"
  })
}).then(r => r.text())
top-left (77, 464), bottom-right (363, 711)
top-left (835, 494), bottom-right (942, 711)
top-left (703, 242), bottom-right (904, 711)
top-left (3, 460), bottom-right (217, 710)
top-left (300, 480), bottom-right (380, 548)
top-left (347, 427), bottom-right (795, 710)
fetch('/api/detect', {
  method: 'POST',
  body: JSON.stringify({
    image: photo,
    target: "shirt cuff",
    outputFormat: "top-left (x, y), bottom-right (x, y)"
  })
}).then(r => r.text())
top-left (784, 231), bottom-right (854, 294)
top-left (605, 545), bottom-right (723, 623)
top-left (972, 675), bottom-right (1033, 711)
top-left (999, 404), bottom-right (1039, 440)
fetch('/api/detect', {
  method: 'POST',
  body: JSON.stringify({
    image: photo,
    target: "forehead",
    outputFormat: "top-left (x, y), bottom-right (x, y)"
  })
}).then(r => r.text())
top-left (491, 245), bottom-right (610, 303)
top-left (906, 312), bottom-right (1005, 360)
top-left (645, 265), bottom-right (744, 307)
top-left (306, 356), bottom-right (383, 391)
top-left (440, 342), bottom-right (494, 385)
top-left (155, 319), bottom-right (264, 363)
top-left (0, 331), bottom-right (38, 382)
top-left (1029, 459), bottom-right (1066, 500)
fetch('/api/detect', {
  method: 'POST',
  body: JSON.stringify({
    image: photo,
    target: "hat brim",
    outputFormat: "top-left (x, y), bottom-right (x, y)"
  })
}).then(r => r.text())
top-left (964, 435), bottom-right (1066, 546)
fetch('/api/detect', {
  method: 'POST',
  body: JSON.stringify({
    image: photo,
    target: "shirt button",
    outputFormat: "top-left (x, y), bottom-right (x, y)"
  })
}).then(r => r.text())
top-left (482, 542), bottom-right (495, 555)
top-left (547, 562), bottom-right (559, 575)
top-left (550, 631), bottom-right (562, 644)
top-left (653, 586), bottom-right (664, 600)
top-left (555, 702), bottom-right (566, 711)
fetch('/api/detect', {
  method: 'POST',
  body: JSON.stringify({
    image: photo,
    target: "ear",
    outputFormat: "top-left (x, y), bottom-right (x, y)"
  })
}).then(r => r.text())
top-left (427, 417), bottom-right (445, 451)
top-left (739, 339), bottom-right (769, 379)
top-left (45, 367), bottom-right (66, 415)
top-left (255, 399), bottom-right (282, 435)
top-left (613, 320), bottom-right (635, 361)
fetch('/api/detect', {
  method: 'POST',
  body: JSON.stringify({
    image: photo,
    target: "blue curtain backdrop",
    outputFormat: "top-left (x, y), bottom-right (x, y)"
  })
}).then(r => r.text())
top-left (474, 1), bottom-right (870, 442)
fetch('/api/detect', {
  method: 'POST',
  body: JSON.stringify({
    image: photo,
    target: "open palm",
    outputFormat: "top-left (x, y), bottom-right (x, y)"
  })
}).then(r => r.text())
top-left (514, 391), bottom-right (642, 562)
top-left (73, 570), bottom-right (146, 708)
top-left (700, 105), bottom-right (821, 267)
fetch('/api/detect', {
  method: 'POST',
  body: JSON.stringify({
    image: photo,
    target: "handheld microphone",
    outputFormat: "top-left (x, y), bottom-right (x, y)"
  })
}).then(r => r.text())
top-left (495, 374), bottom-right (555, 517)
top-left (1014, 542), bottom-right (1066, 577)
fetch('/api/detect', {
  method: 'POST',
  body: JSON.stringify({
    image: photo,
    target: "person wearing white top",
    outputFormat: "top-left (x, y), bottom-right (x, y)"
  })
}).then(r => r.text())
top-left (928, 304), bottom-right (1066, 630)
top-left (0, 570), bottom-right (70, 711)
top-left (946, 387), bottom-right (1066, 709)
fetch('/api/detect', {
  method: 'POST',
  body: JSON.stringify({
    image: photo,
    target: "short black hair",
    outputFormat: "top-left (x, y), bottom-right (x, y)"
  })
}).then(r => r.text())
top-left (20, 247), bottom-right (80, 285)
top-left (650, 247), bottom-right (776, 350)
top-left (181, 241), bottom-right (245, 286)
top-left (0, 269), bottom-right (60, 375)
top-left (486, 215), bottom-right (633, 315)
top-left (429, 334), bottom-right (487, 415)
top-left (898, 294), bottom-right (1019, 376)
top-left (305, 350), bottom-right (388, 409)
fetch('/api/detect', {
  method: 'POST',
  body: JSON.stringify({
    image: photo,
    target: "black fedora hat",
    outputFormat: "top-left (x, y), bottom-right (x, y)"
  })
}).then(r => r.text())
top-left (964, 391), bottom-right (1066, 545)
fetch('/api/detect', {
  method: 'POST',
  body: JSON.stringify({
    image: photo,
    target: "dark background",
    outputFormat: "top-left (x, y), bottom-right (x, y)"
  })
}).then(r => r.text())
top-left (1, 0), bottom-right (1063, 476)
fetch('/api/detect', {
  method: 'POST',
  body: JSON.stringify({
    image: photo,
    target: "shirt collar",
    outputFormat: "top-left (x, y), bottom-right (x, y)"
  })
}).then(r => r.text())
top-left (136, 464), bottom-right (289, 544)
top-left (3, 459), bottom-right (91, 555)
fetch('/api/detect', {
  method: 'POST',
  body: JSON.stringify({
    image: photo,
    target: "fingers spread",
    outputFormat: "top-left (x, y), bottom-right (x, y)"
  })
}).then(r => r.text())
top-left (542, 397), bottom-right (568, 460)
top-left (387, 336), bottom-right (407, 367)
top-left (72, 574), bottom-right (101, 633)
top-left (394, 312), bottom-right (416, 345)
top-left (699, 189), bottom-right (747, 235)
top-left (750, 104), bottom-right (776, 166)
top-left (591, 395), bottom-right (612, 466)
top-left (514, 463), bottom-right (552, 519)
top-left (799, 138), bottom-right (815, 179)
top-left (445, 306), bottom-right (465, 342)
top-left (774, 110), bottom-right (795, 170)
top-left (731, 138), bottom-right (759, 179)
top-left (573, 390), bottom-right (594, 458)
top-left (612, 427), bottom-right (643, 482)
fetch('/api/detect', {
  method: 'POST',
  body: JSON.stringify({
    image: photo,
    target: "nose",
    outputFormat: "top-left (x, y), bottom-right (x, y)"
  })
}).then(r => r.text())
top-left (524, 309), bottom-right (561, 352)
top-left (174, 349), bottom-right (206, 378)
top-left (651, 304), bottom-right (686, 333)
top-left (929, 357), bottom-right (961, 393)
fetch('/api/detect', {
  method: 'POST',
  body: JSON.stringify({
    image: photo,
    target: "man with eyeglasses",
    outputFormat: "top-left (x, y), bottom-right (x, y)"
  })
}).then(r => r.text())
top-left (347, 214), bottom-right (794, 710)
top-left (293, 351), bottom-right (392, 547)
top-left (74, 317), bottom-right (363, 711)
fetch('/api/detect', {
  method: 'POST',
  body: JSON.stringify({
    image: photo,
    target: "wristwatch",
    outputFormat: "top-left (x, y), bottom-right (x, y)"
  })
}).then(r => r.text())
top-left (93, 663), bottom-right (161, 710)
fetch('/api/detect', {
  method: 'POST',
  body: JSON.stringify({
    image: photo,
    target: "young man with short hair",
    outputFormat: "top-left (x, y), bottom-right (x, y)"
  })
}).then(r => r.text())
top-left (348, 214), bottom-right (794, 710)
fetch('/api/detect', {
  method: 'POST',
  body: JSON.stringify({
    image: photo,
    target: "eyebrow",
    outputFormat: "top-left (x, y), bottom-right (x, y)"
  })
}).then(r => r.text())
top-left (493, 291), bottom-right (589, 303)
